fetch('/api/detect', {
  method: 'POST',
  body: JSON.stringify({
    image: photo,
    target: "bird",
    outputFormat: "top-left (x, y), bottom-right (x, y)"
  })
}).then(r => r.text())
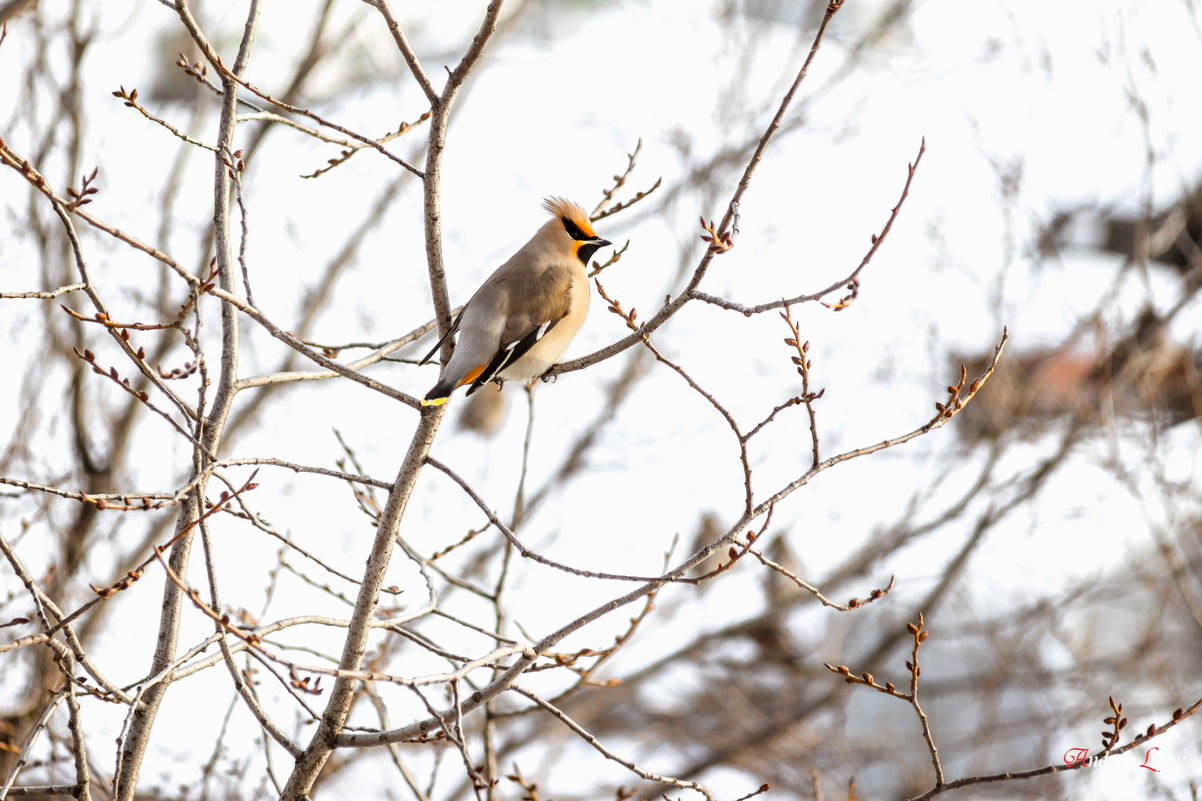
top-left (420, 197), bottom-right (611, 406)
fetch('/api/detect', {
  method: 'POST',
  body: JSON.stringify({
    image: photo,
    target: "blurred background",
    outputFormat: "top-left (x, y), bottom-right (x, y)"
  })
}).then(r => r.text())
top-left (2, 1), bottom-right (1201, 799)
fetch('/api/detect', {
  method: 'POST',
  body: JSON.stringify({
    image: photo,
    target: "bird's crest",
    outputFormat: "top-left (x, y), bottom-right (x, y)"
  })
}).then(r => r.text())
top-left (542, 196), bottom-right (598, 239)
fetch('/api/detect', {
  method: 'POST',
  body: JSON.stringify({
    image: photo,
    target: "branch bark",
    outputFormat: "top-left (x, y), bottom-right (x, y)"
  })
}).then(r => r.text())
top-left (280, 4), bottom-right (505, 796)
top-left (113, 2), bottom-right (261, 797)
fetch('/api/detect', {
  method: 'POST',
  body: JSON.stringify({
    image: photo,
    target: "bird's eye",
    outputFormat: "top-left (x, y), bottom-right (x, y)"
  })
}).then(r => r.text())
top-left (562, 217), bottom-right (590, 241)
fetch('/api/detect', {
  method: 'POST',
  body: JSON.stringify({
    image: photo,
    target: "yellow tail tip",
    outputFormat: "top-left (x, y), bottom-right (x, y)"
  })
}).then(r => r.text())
top-left (421, 396), bottom-right (448, 407)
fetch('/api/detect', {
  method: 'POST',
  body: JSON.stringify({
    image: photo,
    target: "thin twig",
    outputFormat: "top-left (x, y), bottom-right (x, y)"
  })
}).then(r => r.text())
top-left (512, 686), bottom-right (716, 801)
top-left (903, 694), bottom-right (1202, 801)
top-left (0, 694), bottom-right (66, 798)
top-left (1, 282), bottom-right (87, 299)
top-left (425, 456), bottom-right (670, 583)
top-left (689, 137), bottom-right (928, 316)
top-left (551, 0), bottom-right (847, 376)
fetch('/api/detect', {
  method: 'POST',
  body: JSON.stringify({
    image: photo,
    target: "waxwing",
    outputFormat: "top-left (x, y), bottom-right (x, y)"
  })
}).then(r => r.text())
top-left (420, 197), bottom-right (611, 405)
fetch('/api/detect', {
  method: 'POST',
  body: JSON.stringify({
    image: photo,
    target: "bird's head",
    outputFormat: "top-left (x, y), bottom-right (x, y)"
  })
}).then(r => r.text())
top-left (541, 196), bottom-right (611, 265)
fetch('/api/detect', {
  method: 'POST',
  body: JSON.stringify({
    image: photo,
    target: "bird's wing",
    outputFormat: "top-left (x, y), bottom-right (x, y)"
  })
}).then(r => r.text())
top-left (461, 263), bottom-right (575, 395)
top-left (464, 313), bottom-right (567, 396)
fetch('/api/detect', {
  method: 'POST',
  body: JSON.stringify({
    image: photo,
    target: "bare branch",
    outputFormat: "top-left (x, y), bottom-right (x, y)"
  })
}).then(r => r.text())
top-left (0, 282), bottom-right (86, 299)
top-left (513, 686), bottom-right (717, 801)
top-left (553, 1), bottom-right (847, 376)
